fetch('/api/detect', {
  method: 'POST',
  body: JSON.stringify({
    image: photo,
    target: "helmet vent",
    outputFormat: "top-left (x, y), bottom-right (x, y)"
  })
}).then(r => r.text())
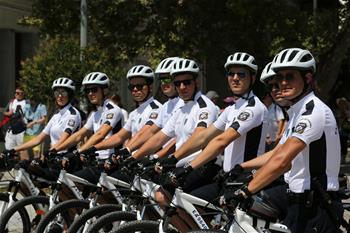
top-left (146, 69), bottom-right (152, 73)
top-left (92, 73), bottom-right (99, 80)
top-left (280, 50), bottom-right (288, 62)
top-left (300, 54), bottom-right (313, 62)
top-left (237, 53), bottom-right (242, 60)
top-left (288, 50), bottom-right (298, 61)
top-left (243, 54), bottom-right (249, 61)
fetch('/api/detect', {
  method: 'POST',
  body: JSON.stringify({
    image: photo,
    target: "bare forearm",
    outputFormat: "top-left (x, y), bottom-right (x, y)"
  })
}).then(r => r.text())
top-left (248, 155), bottom-right (290, 194)
top-left (56, 132), bottom-right (82, 152)
top-left (190, 137), bottom-right (225, 169)
top-left (133, 133), bottom-right (168, 159)
top-left (156, 139), bottom-right (176, 158)
top-left (94, 130), bottom-right (130, 151)
top-left (240, 150), bottom-right (274, 170)
top-left (127, 125), bottom-right (159, 152)
top-left (79, 134), bottom-right (105, 152)
top-left (15, 133), bottom-right (45, 152)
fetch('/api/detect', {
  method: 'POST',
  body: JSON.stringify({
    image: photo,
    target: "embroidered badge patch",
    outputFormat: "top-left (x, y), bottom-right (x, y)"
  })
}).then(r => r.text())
top-left (294, 118), bottom-right (311, 134)
top-left (237, 110), bottom-right (253, 121)
top-left (68, 119), bottom-right (75, 127)
top-left (199, 112), bottom-right (209, 120)
top-left (150, 112), bottom-right (158, 119)
top-left (106, 113), bottom-right (114, 119)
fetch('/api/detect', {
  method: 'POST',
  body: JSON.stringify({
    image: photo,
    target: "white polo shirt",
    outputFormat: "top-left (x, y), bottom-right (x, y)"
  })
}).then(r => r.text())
top-left (43, 104), bottom-right (81, 152)
top-left (154, 97), bottom-right (184, 129)
top-left (123, 97), bottom-right (162, 136)
top-left (213, 92), bottom-right (268, 172)
top-left (280, 92), bottom-right (340, 193)
top-left (162, 91), bottom-right (219, 167)
top-left (84, 99), bottom-right (123, 159)
top-left (266, 103), bottom-right (285, 141)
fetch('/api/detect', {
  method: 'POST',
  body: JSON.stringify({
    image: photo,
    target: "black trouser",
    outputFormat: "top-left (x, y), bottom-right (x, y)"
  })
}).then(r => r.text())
top-left (283, 192), bottom-right (343, 233)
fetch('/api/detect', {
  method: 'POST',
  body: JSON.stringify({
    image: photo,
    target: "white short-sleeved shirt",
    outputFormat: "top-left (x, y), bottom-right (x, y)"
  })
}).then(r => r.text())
top-left (84, 99), bottom-right (123, 159)
top-left (43, 104), bottom-right (81, 152)
top-left (9, 99), bottom-right (27, 113)
top-left (123, 97), bottom-right (162, 136)
top-left (266, 103), bottom-right (285, 141)
top-left (213, 92), bottom-right (268, 172)
top-left (279, 92), bottom-right (340, 193)
top-left (162, 91), bottom-right (219, 167)
top-left (154, 97), bottom-right (184, 129)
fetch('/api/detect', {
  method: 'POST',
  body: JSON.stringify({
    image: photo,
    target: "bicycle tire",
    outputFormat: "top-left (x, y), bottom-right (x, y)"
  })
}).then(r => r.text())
top-left (111, 220), bottom-right (159, 233)
top-left (0, 195), bottom-right (49, 233)
top-left (36, 198), bottom-right (90, 233)
top-left (87, 210), bottom-right (137, 233)
top-left (67, 204), bottom-right (121, 233)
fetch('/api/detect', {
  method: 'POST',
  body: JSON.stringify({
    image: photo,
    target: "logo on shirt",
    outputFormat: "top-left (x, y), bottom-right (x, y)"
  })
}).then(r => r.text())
top-left (237, 110), bottom-right (253, 121)
top-left (106, 113), bottom-right (114, 119)
top-left (68, 119), bottom-right (75, 127)
top-left (149, 112), bottom-right (158, 119)
top-left (199, 112), bottom-right (209, 120)
top-left (294, 118), bottom-right (311, 134)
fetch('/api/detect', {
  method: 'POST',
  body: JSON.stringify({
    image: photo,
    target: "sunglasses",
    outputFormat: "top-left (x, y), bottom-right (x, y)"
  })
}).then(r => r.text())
top-left (226, 71), bottom-right (247, 79)
top-left (173, 79), bottom-right (194, 87)
top-left (266, 82), bottom-right (280, 92)
top-left (84, 87), bottom-right (99, 94)
top-left (159, 78), bottom-right (172, 85)
top-left (54, 90), bottom-right (69, 98)
top-left (275, 72), bottom-right (296, 82)
top-left (128, 83), bottom-right (147, 91)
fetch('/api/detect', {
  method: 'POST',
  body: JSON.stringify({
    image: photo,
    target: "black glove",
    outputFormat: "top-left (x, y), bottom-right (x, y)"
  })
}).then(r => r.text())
top-left (122, 156), bottom-right (137, 168)
top-left (213, 169), bottom-right (229, 183)
top-left (228, 164), bottom-right (244, 180)
top-left (220, 185), bottom-right (252, 209)
top-left (157, 155), bottom-right (178, 170)
top-left (2, 149), bottom-right (16, 157)
top-left (43, 149), bottom-right (58, 159)
top-left (80, 146), bottom-right (97, 157)
top-left (169, 163), bottom-right (193, 187)
top-left (117, 148), bottom-right (131, 160)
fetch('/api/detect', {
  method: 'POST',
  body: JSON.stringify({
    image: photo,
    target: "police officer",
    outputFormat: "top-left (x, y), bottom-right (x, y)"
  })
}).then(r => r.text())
top-left (227, 48), bottom-right (343, 233)
top-left (10, 78), bottom-right (81, 179)
top-left (90, 65), bottom-right (162, 156)
top-left (55, 72), bottom-right (123, 183)
top-left (130, 58), bottom-right (219, 193)
top-left (168, 52), bottom-right (268, 201)
top-left (124, 57), bottom-right (184, 157)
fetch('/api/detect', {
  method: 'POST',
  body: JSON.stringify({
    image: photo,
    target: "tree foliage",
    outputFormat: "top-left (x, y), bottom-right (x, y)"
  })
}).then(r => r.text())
top-left (19, 0), bottom-right (350, 104)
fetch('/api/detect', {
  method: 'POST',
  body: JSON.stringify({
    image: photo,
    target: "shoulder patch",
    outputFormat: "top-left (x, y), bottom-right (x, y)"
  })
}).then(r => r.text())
top-left (246, 97), bottom-right (256, 107)
top-left (68, 107), bottom-right (77, 115)
top-left (106, 113), bottom-right (114, 119)
top-left (197, 97), bottom-right (207, 108)
top-left (293, 118), bottom-right (312, 134)
top-left (237, 109), bottom-right (254, 121)
top-left (68, 119), bottom-right (76, 127)
top-left (199, 112), bottom-right (209, 120)
top-left (149, 112), bottom-right (159, 119)
top-left (150, 101), bottom-right (160, 109)
top-left (106, 103), bottom-right (114, 110)
top-left (302, 100), bottom-right (315, 116)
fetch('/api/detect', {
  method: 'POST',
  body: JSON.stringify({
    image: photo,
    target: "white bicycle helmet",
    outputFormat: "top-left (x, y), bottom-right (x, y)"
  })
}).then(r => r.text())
top-left (260, 62), bottom-right (276, 83)
top-left (271, 48), bottom-right (316, 73)
top-left (52, 77), bottom-right (75, 91)
top-left (82, 72), bottom-right (110, 87)
top-left (126, 65), bottom-right (154, 81)
top-left (224, 52), bottom-right (258, 73)
top-left (170, 58), bottom-right (199, 76)
top-left (155, 57), bottom-right (179, 75)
